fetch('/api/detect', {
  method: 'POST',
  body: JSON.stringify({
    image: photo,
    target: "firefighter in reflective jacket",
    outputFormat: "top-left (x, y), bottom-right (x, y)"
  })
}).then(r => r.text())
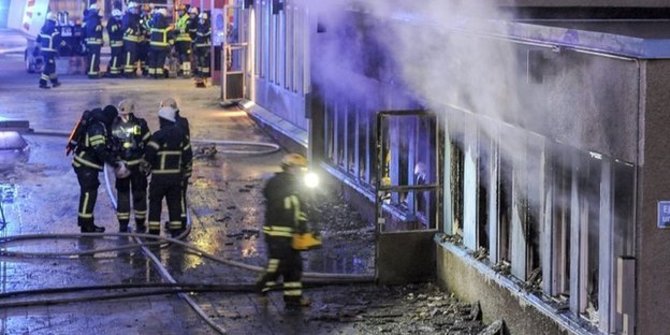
top-left (160, 98), bottom-right (191, 227)
top-left (72, 105), bottom-right (124, 233)
top-left (111, 99), bottom-right (151, 232)
top-left (106, 9), bottom-right (125, 77)
top-left (82, 4), bottom-right (103, 78)
top-left (194, 12), bottom-right (211, 86)
top-left (148, 8), bottom-right (174, 78)
top-left (122, 2), bottom-right (143, 77)
top-left (144, 106), bottom-right (192, 237)
top-left (257, 153), bottom-right (312, 308)
top-left (174, 4), bottom-right (192, 77)
top-left (37, 12), bottom-right (62, 89)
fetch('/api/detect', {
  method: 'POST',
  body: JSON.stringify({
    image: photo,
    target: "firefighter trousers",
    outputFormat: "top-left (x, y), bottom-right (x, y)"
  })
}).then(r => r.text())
top-left (195, 46), bottom-right (210, 78)
top-left (180, 178), bottom-right (189, 225)
top-left (39, 52), bottom-right (59, 87)
top-left (108, 45), bottom-right (124, 76)
top-left (86, 44), bottom-right (101, 78)
top-left (175, 41), bottom-right (192, 76)
top-left (148, 47), bottom-right (168, 78)
top-left (75, 165), bottom-right (100, 227)
top-left (115, 166), bottom-right (148, 228)
top-left (148, 176), bottom-right (182, 234)
top-left (257, 238), bottom-right (304, 303)
top-left (124, 41), bottom-right (139, 76)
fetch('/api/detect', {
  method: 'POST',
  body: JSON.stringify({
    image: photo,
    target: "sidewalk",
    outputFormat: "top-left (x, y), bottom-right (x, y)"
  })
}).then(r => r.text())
top-left (0, 30), bottom-right (492, 334)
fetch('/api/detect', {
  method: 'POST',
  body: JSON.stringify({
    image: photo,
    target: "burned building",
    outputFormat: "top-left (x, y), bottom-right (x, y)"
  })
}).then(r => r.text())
top-left (221, 0), bottom-right (670, 334)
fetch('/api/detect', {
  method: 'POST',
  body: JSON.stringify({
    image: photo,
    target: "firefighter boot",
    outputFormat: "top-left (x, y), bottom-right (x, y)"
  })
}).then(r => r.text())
top-left (285, 297), bottom-right (311, 309)
top-left (81, 222), bottom-right (106, 233)
top-left (119, 221), bottom-right (130, 233)
top-left (135, 220), bottom-right (146, 233)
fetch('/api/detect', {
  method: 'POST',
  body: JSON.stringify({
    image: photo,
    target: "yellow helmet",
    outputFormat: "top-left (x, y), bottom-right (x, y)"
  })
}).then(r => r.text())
top-left (176, 4), bottom-right (186, 11)
top-left (281, 153), bottom-right (307, 169)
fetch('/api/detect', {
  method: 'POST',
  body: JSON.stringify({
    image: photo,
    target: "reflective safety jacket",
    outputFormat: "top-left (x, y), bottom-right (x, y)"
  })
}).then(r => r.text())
top-left (111, 114), bottom-right (150, 165)
top-left (72, 108), bottom-right (118, 171)
top-left (188, 14), bottom-right (199, 41)
top-left (107, 16), bottom-right (124, 48)
top-left (194, 19), bottom-right (211, 49)
top-left (82, 11), bottom-right (103, 46)
top-left (145, 121), bottom-right (192, 180)
top-left (149, 15), bottom-right (174, 49)
top-left (122, 12), bottom-right (144, 42)
top-left (175, 13), bottom-right (192, 42)
top-left (262, 172), bottom-right (308, 239)
top-left (37, 20), bottom-right (61, 54)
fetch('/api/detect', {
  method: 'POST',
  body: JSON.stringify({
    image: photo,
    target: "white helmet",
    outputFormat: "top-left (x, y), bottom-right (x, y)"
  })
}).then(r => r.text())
top-left (112, 9), bottom-right (123, 17)
top-left (89, 3), bottom-right (99, 12)
top-left (156, 8), bottom-right (168, 17)
top-left (46, 12), bottom-right (57, 21)
top-left (189, 7), bottom-right (199, 15)
top-left (127, 1), bottom-right (138, 9)
top-left (199, 12), bottom-right (208, 20)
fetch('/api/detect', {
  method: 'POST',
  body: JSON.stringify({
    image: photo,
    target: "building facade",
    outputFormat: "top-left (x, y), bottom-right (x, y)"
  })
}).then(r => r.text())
top-left (220, 0), bottom-right (670, 334)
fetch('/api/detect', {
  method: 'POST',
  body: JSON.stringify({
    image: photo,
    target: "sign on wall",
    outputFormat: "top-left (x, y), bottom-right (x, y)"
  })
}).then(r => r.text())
top-left (657, 201), bottom-right (670, 228)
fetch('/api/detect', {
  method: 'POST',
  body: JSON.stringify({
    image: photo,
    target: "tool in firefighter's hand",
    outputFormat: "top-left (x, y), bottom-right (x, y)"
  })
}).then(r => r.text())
top-left (114, 161), bottom-right (131, 179)
top-left (65, 119), bottom-right (82, 156)
top-left (292, 232), bottom-right (322, 251)
top-left (139, 159), bottom-right (151, 176)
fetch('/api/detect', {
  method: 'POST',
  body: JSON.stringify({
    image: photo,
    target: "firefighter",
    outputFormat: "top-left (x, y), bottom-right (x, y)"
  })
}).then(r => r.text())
top-left (72, 105), bottom-right (125, 233)
top-left (138, 4), bottom-right (153, 76)
top-left (106, 9), bottom-right (124, 77)
top-left (187, 7), bottom-right (199, 42)
top-left (194, 11), bottom-right (211, 87)
top-left (160, 98), bottom-right (191, 227)
top-left (174, 4), bottom-right (192, 77)
top-left (82, 4), bottom-right (103, 79)
top-left (148, 8), bottom-right (173, 79)
top-left (37, 12), bottom-right (62, 89)
top-left (256, 153), bottom-right (312, 308)
top-left (122, 2), bottom-right (142, 77)
top-left (144, 106), bottom-right (192, 237)
top-left (110, 99), bottom-right (151, 233)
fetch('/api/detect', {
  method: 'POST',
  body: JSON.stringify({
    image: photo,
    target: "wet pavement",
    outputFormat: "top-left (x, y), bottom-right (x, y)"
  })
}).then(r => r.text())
top-left (0, 30), bottom-right (490, 335)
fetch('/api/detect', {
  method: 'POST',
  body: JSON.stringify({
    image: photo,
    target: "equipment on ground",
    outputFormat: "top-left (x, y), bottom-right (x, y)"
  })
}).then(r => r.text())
top-left (292, 232), bottom-right (322, 251)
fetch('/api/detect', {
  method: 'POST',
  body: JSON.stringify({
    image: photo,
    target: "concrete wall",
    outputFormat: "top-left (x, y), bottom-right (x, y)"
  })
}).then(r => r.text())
top-left (636, 59), bottom-right (670, 335)
top-left (436, 243), bottom-right (588, 335)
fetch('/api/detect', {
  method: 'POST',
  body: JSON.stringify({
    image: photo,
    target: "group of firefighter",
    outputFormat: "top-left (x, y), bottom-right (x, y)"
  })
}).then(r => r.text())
top-left (69, 97), bottom-right (314, 308)
top-left (69, 98), bottom-right (192, 238)
top-left (37, 2), bottom-right (212, 89)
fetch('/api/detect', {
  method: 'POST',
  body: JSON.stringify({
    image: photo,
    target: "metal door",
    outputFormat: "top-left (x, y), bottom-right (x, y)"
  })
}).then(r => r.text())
top-left (375, 110), bottom-right (441, 284)
top-left (220, 4), bottom-right (250, 103)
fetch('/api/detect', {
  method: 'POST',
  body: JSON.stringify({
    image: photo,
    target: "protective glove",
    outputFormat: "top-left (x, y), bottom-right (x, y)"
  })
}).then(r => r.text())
top-left (115, 161), bottom-right (131, 179)
top-left (139, 160), bottom-right (152, 176)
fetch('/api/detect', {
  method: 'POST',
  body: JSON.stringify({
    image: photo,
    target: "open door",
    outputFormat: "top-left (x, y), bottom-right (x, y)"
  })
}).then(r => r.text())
top-left (375, 110), bottom-right (440, 284)
top-left (220, 4), bottom-right (250, 104)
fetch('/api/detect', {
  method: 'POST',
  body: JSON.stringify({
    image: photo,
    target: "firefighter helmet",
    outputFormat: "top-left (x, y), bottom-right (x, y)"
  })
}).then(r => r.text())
top-left (156, 8), bottom-right (168, 16)
top-left (160, 97), bottom-right (178, 110)
top-left (281, 153), bottom-right (307, 169)
top-left (142, 4), bottom-right (152, 12)
top-left (117, 99), bottom-right (135, 115)
top-left (176, 4), bottom-right (186, 12)
top-left (127, 1), bottom-right (138, 9)
top-left (89, 4), bottom-right (99, 12)
top-left (46, 12), bottom-right (57, 21)
top-left (189, 6), bottom-right (199, 15)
